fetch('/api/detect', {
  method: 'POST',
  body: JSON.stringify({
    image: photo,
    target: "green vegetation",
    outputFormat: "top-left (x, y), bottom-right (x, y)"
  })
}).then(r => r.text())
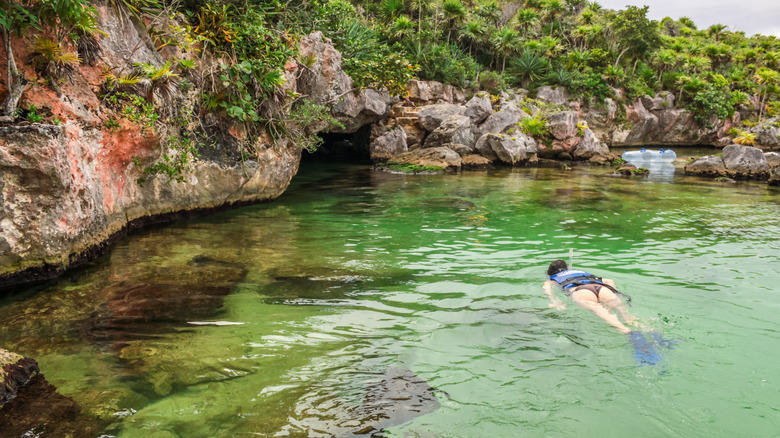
top-left (519, 115), bottom-right (549, 137)
top-left (1, 0), bottom-right (94, 116)
top-left (2, 0), bottom-right (779, 166)
top-left (381, 161), bottom-right (445, 173)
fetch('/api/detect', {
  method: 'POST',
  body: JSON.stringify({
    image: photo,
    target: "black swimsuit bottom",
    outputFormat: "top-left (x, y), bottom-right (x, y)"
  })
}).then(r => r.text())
top-left (567, 283), bottom-right (603, 298)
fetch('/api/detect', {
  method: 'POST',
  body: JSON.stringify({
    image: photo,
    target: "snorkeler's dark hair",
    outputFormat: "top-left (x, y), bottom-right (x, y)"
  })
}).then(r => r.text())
top-left (547, 259), bottom-right (568, 276)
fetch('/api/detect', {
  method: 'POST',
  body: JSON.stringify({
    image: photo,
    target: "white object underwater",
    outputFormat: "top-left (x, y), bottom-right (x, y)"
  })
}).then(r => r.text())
top-left (621, 148), bottom-right (677, 182)
top-left (622, 148), bottom-right (677, 163)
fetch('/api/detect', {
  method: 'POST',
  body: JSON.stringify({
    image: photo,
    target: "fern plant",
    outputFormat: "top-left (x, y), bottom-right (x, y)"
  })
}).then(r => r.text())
top-left (134, 60), bottom-right (180, 107)
top-left (29, 36), bottom-right (80, 81)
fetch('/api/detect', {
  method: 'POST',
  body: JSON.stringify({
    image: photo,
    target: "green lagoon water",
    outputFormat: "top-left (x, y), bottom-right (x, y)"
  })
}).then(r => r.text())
top-left (2, 163), bottom-right (780, 437)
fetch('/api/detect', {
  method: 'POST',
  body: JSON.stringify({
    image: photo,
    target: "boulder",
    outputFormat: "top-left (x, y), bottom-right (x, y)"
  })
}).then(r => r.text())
top-left (463, 93), bottom-right (493, 124)
top-left (441, 142), bottom-right (474, 157)
top-left (722, 144), bottom-right (770, 179)
top-left (1, 349), bottom-right (40, 407)
top-left (475, 133), bottom-right (537, 165)
top-left (547, 111), bottom-right (578, 140)
top-left (764, 151), bottom-right (780, 169)
top-left (461, 154), bottom-right (493, 169)
top-left (756, 125), bottom-right (780, 146)
top-left (417, 104), bottom-right (465, 132)
top-left (478, 103), bottom-right (527, 135)
top-left (536, 86), bottom-right (569, 105)
top-left (573, 128), bottom-right (609, 160)
top-left (616, 165), bottom-right (649, 176)
top-left (769, 167), bottom-right (780, 186)
top-left (391, 147), bottom-right (462, 171)
top-left (370, 127), bottom-right (408, 161)
top-left (423, 114), bottom-right (475, 149)
top-left (407, 80), bottom-right (464, 104)
top-left (684, 155), bottom-right (727, 177)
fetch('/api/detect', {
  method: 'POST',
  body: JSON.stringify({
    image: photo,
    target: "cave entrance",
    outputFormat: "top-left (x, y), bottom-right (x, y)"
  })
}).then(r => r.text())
top-left (301, 124), bottom-right (373, 164)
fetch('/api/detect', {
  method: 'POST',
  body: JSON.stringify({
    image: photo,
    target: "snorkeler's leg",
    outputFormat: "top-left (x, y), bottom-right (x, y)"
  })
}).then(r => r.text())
top-left (599, 288), bottom-right (638, 325)
top-left (571, 290), bottom-right (631, 334)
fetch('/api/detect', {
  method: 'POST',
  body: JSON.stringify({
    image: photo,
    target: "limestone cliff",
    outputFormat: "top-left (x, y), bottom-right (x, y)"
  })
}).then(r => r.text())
top-left (0, 12), bottom-right (391, 288)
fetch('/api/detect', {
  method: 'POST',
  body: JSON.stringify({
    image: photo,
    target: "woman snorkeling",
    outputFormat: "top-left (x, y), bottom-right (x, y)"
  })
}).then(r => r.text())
top-left (543, 259), bottom-right (638, 334)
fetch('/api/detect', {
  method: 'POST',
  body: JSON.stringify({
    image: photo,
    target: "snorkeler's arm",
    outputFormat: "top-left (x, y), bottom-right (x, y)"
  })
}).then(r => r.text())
top-left (543, 280), bottom-right (566, 310)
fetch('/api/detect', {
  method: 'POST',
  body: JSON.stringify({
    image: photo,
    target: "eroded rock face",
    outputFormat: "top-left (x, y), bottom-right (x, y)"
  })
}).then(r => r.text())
top-left (407, 80), bottom-right (465, 104)
top-left (477, 103), bottom-right (527, 136)
top-left (461, 154), bottom-right (493, 169)
top-left (370, 127), bottom-right (408, 161)
top-left (297, 32), bottom-right (397, 133)
top-left (536, 86), bottom-right (569, 105)
top-left (0, 124), bottom-right (299, 286)
top-left (423, 114), bottom-right (475, 149)
top-left (722, 144), bottom-right (770, 179)
top-left (573, 128), bottom-right (609, 160)
top-left (547, 111), bottom-right (578, 140)
top-left (3, 25), bottom-right (391, 287)
top-left (417, 103), bottom-right (465, 132)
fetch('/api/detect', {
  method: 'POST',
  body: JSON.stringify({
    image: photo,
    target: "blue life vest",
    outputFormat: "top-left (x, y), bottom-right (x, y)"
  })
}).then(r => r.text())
top-left (549, 270), bottom-right (604, 290)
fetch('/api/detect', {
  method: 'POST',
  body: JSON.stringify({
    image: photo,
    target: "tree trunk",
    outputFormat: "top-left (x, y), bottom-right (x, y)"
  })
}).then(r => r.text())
top-left (1, 28), bottom-right (27, 119)
top-left (614, 47), bottom-right (630, 69)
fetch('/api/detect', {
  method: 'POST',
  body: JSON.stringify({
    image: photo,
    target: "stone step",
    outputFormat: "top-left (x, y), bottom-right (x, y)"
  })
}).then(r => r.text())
top-left (394, 116), bottom-right (421, 127)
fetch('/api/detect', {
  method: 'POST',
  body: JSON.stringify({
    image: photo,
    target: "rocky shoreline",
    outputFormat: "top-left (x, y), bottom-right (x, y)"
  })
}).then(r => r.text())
top-left (2, 13), bottom-right (780, 290)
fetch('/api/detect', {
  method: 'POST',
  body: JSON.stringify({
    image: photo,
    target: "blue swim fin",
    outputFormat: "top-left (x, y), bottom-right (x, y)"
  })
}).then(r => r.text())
top-left (648, 331), bottom-right (678, 350)
top-left (628, 331), bottom-right (663, 366)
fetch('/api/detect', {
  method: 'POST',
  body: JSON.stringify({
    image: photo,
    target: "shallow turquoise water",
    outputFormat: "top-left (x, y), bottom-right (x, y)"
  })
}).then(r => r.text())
top-left (2, 163), bottom-right (780, 437)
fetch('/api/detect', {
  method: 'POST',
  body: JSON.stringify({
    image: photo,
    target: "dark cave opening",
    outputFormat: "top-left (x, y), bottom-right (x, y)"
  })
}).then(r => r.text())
top-left (301, 124), bottom-right (373, 164)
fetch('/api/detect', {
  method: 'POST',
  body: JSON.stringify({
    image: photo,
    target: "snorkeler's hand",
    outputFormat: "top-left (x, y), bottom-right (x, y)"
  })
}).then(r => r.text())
top-left (550, 302), bottom-right (566, 311)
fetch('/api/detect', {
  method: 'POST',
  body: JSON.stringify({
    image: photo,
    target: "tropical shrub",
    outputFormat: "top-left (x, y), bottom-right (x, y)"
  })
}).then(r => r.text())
top-left (519, 116), bottom-right (549, 138)
top-left (734, 130), bottom-right (757, 145)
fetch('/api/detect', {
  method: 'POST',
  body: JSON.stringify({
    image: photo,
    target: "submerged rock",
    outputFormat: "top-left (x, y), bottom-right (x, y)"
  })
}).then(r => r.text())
top-left (1, 348), bottom-right (40, 407)
top-left (0, 373), bottom-right (101, 437)
top-left (286, 368), bottom-right (443, 437)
